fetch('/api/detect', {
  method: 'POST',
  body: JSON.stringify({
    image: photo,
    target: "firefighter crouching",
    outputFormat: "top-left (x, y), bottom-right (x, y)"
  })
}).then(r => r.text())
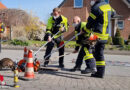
top-left (70, 16), bottom-right (97, 74)
top-left (84, 0), bottom-right (116, 78)
top-left (43, 8), bottom-right (68, 68)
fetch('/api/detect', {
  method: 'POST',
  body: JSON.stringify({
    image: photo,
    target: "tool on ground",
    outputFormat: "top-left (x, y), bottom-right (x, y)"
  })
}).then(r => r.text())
top-left (14, 61), bottom-right (20, 88)
top-left (44, 32), bottom-right (81, 60)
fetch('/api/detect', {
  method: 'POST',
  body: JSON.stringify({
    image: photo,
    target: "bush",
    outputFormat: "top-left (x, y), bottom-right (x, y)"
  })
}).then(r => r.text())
top-left (107, 36), bottom-right (113, 45)
top-left (115, 29), bottom-right (121, 37)
top-left (113, 29), bottom-right (125, 46)
top-left (127, 34), bottom-right (130, 45)
top-left (10, 39), bottom-right (29, 46)
top-left (113, 37), bottom-right (124, 46)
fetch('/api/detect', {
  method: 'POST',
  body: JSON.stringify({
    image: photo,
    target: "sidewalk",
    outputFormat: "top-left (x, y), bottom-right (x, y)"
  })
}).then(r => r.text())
top-left (0, 50), bottom-right (130, 90)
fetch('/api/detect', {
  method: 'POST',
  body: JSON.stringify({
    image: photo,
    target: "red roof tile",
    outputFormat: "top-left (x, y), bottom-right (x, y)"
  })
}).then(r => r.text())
top-left (0, 2), bottom-right (7, 9)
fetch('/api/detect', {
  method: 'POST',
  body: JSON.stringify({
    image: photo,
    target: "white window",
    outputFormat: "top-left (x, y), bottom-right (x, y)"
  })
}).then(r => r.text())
top-left (117, 20), bottom-right (124, 30)
top-left (74, 0), bottom-right (83, 8)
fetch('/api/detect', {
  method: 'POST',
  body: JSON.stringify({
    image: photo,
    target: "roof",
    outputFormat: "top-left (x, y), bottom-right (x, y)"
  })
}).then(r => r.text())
top-left (58, 0), bottom-right (67, 7)
top-left (0, 2), bottom-right (7, 9)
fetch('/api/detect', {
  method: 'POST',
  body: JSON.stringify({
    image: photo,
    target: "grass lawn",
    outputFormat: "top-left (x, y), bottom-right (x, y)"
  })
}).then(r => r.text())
top-left (2, 40), bottom-right (130, 50)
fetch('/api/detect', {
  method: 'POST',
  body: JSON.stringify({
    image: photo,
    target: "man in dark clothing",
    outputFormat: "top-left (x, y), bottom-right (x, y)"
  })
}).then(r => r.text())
top-left (70, 16), bottom-right (97, 74)
top-left (43, 8), bottom-right (68, 68)
top-left (83, 0), bottom-right (116, 78)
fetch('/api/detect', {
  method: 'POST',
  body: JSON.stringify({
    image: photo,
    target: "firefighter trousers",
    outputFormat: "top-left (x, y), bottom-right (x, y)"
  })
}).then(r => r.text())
top-left (75, 45), bottom-right (96, 69)
top-left (44, 37), bottom-right (64, 66)
top-left (93, 40), bottom-right (107, 77)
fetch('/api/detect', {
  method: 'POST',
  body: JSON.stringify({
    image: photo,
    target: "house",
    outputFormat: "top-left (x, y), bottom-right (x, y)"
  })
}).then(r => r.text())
top-left (59, 0), bottom-right (130, 40)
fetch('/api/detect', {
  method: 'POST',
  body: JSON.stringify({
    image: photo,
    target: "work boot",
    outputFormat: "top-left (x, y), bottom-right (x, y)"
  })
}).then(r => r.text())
top-left (59, 64), bottom-right (64, 68)
top-left (43, 61), bottom-right (49, 67)
top-left (70, 66), bottom-right (81, 72)
top-left (91, 73), bottom-right (104, 78)
top-left (91, 67), bottom-right (105, 78)
top-left (81, 68), bottom-right (97, 74)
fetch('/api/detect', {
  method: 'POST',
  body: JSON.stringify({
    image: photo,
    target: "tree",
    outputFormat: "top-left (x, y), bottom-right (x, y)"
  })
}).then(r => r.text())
top-left (0, 9), bottom-right (45, 40)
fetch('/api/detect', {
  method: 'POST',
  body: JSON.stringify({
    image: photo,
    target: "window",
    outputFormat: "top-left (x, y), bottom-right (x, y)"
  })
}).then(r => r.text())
top-left (105, 0), bottom-right (109, 3)
top-left (74, 0), bottom-right (83, 8)
top-left (117, 20), bottom-right (124, 30)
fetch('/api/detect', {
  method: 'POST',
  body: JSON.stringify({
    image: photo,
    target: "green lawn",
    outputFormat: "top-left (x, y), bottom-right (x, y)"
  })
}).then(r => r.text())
top-left (2, 40), bottom-right (130, 50)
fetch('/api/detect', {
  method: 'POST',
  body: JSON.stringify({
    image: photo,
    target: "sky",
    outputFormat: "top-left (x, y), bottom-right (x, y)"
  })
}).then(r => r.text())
top-left (2, 0), bottom-right (63, 23)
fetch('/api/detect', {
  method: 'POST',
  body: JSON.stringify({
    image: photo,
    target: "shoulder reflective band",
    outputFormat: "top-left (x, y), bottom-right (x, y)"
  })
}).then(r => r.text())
top-left (96, 61), bottom-right (106, 66)
top-left (84, 47), bottom-right (94, 60)
top-left (90, 13), bottom-right (96, 20)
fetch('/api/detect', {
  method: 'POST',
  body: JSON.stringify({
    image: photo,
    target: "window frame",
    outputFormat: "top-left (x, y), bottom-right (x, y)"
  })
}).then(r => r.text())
top-left (74, 0), bottom-right (83, 8)
top-left (117, 20), bottom-right (124, 30)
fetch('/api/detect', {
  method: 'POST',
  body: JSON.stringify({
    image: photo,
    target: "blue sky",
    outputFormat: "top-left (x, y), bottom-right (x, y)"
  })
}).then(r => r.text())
top-left (2, 0), bottom-right (63, 23)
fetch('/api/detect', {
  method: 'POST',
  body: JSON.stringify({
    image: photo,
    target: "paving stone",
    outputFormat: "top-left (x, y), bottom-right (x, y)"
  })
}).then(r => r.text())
top-left (0, 50), bottom-right (130, 90)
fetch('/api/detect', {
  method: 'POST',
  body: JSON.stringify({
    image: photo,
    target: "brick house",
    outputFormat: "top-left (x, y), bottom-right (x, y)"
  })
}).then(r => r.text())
top-left (59, 0), bottom-right (130, 40)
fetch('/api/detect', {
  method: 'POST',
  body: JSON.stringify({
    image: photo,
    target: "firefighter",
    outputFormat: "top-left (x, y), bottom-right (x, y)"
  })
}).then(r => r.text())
top-left (83, 0), bottom-right (116, 78)
top-left (70, 16), bottom-right (97, 74)
top-left (43, 8), bottom-right (68, 68)
top-left (0, 20), bottom-right (5, 33)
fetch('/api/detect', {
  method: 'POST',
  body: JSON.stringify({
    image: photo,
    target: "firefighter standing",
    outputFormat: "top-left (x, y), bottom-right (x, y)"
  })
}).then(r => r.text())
top-left (43, 8), bottom-right (68, 68)
top-left (83, 0), bottom-right (116, 78)
top-left (70, 16), bottom-right (96, 74)
top-left (0, 20), bottom-right (5, 53)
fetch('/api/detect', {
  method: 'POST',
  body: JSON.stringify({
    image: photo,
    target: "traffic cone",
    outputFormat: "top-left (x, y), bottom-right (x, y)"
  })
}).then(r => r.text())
top-left (0, 74), bottom-right (6, 86)
top-left (24, 50), bottom-right (35, 80)
top-left (23, 47), bottom-right (28, 61)
top-left (18, 47), bottom-right (28, 72)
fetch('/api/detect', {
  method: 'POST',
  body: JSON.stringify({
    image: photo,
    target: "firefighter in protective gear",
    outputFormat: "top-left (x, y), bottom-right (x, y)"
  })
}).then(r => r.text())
top-left (84, 0), bottom-right (116, 78)
top-left (43, 8), bottom-right (68, 68)
top-left (70, 16), bottom-right (96, 74)
top-left (0, 20), bottom-right (5, 33)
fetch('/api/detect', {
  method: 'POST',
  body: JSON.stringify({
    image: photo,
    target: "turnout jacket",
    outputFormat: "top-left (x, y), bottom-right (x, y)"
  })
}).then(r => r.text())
top-left (75, 22), bottom-right (91, 51)
top-left (85, 1), bottom-right (116, 40)
top-left (46, 15), bottom-right (68, 39)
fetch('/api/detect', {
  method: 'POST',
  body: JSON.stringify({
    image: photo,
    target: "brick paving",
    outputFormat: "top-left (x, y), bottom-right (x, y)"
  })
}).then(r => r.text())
top-left (0, 50), bottom-right (130, 90)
